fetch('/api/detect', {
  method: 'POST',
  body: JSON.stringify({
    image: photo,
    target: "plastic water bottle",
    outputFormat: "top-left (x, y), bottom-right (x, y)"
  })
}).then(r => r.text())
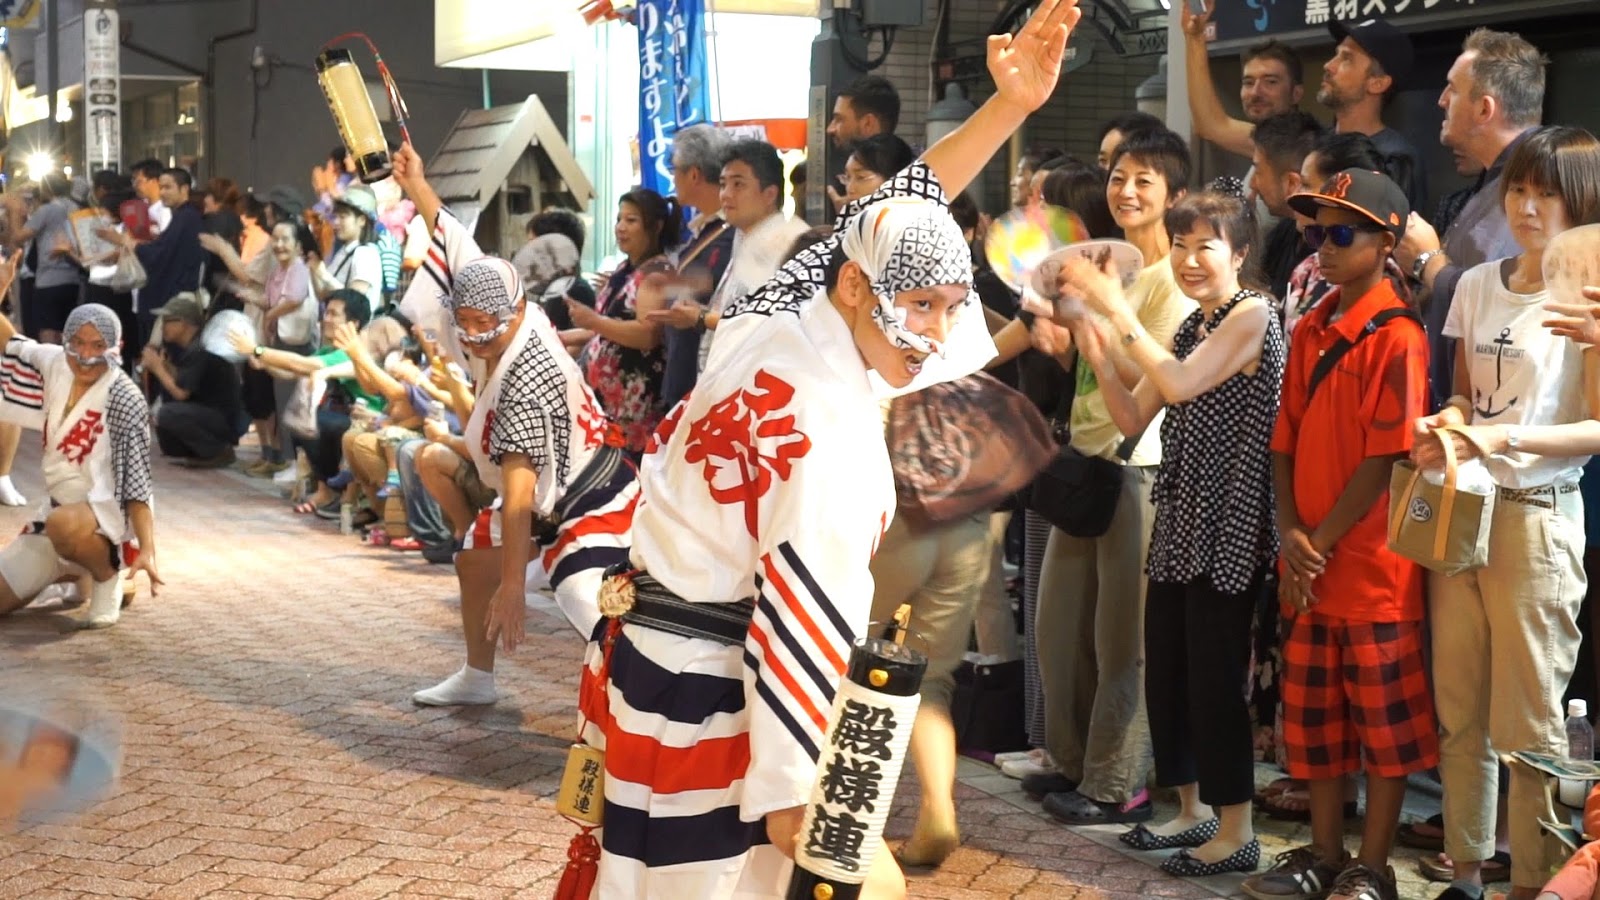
top-left (339, 502), bottom-right (355, 536)
top-left (1567, 700), bottom-right (1594, 762)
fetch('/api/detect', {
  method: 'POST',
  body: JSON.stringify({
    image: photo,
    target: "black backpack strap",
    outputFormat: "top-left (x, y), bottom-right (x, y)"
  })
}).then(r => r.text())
top-left (1304, 307), bottom-right (1423, 401)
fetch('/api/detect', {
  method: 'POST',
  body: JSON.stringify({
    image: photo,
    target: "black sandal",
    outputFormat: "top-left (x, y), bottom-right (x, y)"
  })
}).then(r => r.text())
top-left (1043, 789), bottom-right (1153, 825)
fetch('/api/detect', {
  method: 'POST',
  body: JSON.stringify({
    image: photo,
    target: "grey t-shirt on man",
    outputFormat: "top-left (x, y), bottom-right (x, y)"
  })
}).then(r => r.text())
top-left (26, 198), bottom-right (79, 289)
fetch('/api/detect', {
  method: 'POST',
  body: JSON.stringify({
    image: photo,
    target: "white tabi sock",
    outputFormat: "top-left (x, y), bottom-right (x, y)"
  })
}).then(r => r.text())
top-left (412, 665), bottom-right (497, 707)
top-left (80, 576), bottom-right (121, 629)
top-left (0, 475), bottom-right (27, 507)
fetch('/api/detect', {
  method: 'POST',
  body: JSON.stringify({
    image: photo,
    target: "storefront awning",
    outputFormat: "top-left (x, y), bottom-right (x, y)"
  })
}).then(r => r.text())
top-left (434, 0), bottom-right (818, 70)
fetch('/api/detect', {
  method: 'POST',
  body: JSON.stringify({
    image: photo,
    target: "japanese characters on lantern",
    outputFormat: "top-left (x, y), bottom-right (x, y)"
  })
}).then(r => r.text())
top-left (793, 680), bottom-right (920, 885)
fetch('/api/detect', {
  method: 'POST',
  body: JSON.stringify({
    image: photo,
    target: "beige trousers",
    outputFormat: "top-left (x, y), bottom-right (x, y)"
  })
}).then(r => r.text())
top-left (973, 511), bottom-right (1021, 661)
top-left (1431, 486), bottom-right (1586, 888)
top-left (868, 510), bottom-right (994, 711)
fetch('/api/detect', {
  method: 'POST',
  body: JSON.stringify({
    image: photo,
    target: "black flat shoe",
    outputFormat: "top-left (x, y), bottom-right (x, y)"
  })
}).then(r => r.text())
top-left (1121, 819), bottom-right (1220, 851)
top-left (1160, 839), bottom-right (1261, 877)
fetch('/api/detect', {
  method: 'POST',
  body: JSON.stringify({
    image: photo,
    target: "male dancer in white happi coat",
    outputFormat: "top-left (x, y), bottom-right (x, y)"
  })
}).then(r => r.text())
top-left (572, 3), bottom-right (1085, 897)
top-left (0, 287), bottom-right (161, 629)
top-left (393, 144), bottom-right (637, 706)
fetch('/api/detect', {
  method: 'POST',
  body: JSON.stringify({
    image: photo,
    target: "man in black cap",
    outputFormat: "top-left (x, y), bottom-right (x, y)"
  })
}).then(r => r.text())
top-left (143, 294), bottom-right (242, 468)
top-left (1318, 18), bottom-right (1428, 219)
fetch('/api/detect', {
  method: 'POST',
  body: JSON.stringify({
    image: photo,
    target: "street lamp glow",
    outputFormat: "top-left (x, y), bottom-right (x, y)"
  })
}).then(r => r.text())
top-left (25, 153), bottom-right (54, 182)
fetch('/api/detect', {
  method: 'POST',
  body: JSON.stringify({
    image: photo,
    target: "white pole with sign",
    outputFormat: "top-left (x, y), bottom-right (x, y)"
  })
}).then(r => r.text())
top-left (83, 2), bottom-right (120, 172)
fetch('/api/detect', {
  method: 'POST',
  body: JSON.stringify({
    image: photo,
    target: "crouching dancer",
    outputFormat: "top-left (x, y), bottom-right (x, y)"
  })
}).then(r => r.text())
top-left (570, 2), bottom-right (1082, 897)
top-left (393, 144), bottom-right (637, 703)
top-left (0, 295), bottom-right (161, 629)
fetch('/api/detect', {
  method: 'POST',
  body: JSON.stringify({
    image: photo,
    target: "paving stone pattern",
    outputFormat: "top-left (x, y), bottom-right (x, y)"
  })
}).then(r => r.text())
top-left (0, 447), bottom-right (1445, 899)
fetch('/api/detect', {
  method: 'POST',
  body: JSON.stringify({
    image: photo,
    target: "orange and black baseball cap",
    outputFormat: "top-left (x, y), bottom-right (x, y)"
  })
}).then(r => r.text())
top-left (1287, 167), bottom-right (1410, 242)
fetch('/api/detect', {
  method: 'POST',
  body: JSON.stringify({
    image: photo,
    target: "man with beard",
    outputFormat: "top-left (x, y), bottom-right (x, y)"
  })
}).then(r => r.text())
top-left (1314, 18), bottom-right (1428, 218)
top-left (1393, 29), bottom-right (1546, 410)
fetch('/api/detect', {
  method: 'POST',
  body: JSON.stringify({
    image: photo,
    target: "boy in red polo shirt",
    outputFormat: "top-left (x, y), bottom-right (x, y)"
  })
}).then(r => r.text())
top-left (1242, 168), bottom-right (1435, 900)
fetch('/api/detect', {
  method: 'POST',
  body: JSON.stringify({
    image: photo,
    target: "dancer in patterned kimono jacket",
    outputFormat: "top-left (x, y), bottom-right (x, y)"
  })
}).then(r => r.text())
top-left (391, 144), bottom-right (636, 704)
top-left (571, 3), bottom-right (1083, 897)
top-left (0, 298), bottom-right (160, 630)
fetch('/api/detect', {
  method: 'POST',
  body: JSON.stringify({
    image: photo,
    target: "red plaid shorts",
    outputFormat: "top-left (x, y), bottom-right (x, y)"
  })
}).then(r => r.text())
top-left (1281, 612), bottom-right (1439, 780)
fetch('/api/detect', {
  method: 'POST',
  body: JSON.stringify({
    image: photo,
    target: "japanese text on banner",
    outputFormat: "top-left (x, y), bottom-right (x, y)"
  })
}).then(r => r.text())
top-left (636, 0), bottom-right (711, 196)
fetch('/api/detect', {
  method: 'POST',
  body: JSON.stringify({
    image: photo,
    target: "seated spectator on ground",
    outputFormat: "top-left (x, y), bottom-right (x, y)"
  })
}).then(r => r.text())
top-left (228, 288), bottom-right (381, 517)
top-left (144, 294), bottom-right (243, 468)
top-left (330, 323), bottom-right (447, 534)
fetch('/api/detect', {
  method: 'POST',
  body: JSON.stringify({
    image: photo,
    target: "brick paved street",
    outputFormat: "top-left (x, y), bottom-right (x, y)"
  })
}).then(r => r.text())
top-left (0, 446), bottom-right (1442, 899)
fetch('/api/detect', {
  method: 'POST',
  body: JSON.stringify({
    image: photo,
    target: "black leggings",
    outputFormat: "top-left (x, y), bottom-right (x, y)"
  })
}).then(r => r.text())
top-left (291, 408), bottom-right (352, 484)
top-left (1144, 571), bottom-right (1262, 807)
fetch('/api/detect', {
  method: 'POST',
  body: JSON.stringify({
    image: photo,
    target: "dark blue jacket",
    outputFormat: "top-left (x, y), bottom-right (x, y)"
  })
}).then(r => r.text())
top-left (134, 202), bottom-right (204, 313)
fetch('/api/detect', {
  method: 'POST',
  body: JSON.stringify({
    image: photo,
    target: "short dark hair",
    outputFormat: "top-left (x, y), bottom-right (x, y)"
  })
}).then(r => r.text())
top-left (1040, 163), bottom-right (1117, 239)
top-left (839, 75), bottom-right (900, 134)
top-left (789, 161), bottom-right (807, 187)
top-left (847, 134), bottom-right (915, 183)
top-left (1020, 147), bottom-right (1066, 172)
top-left (1166, 189), bottom-right (1265, 292)
top-left (1308, 131), bottom-right (1384, 182)
top-left (530, 207), bottom-right (586, 254)
top-left (618, 188), bottom-right (684, 252)
top-left (1243, 40), bottom-right (1303, 86)
top-left (1036, 154), bottom-right (1074, 173)
top-left (948, 192), bottom-right (980, 234)
top-left (1096, 111), bottom-right (1164, 148)
top-left (130, 159), bottom-right (163, 182)
top-left (326, 287), bottom-right (372, 329)
top-left (721, 139), bottom-right (784, 192)
top-left (40, 173), bottom-right (70, 199)
top-left (785, 225), bottom-right (833, 264)
top-left (161, 167), bottom-right (193, 190)
top-left (1251, 111), bottom-right (1324, 175)
top-left (91, 169), bottom-right (122, 194)
top-left (1108, 128), bottom-right (1193, 196)
top-left (1501, 125), bottom-right (1600, 228)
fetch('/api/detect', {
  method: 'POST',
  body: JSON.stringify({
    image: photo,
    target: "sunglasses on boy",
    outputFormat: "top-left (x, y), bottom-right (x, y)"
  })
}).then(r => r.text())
top-left (1304, 222), bottom-right (1388, 250)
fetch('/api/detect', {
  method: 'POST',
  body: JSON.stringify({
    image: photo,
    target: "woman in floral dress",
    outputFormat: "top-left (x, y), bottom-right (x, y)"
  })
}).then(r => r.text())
top-left (569, 189), bottom-right (681, 456)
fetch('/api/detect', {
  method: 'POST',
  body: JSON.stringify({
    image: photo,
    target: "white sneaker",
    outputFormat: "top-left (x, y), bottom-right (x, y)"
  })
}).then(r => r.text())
top-left (992, 750), bottom-right (1036, 765)
top-left (412, 666), bottom-right (498, 706)
top-left (0, 475), bottom-right (27, 507)
top-left (30, 582), bottom-right (81, 607)
top-left (1000, 751), bottom-right (1056, 780)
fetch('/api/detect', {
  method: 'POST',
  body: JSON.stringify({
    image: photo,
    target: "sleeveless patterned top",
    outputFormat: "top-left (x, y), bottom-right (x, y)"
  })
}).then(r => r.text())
top-left (1147, 289), bottom-right (1285, 596)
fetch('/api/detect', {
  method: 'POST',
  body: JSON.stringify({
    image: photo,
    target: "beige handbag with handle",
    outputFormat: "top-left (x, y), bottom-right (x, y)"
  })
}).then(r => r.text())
top-left (1388, 423), bottom-right (1496, 576)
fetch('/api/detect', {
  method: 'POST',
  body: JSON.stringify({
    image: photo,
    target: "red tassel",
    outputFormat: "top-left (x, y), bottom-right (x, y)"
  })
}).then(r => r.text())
top-left (554, 828), bottom-right (601, 899)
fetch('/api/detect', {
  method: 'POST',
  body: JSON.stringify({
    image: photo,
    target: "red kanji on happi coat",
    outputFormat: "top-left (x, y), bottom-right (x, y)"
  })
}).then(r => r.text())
top-left (576, 387), bottom-right (618, 450)
top-left (645, 395), bottom-right (690, 456)
top-left (481, 410), bottom-right (496, 455)
top-left (56, 411), bottom-right (105, 465)
top-left (684, 371), bottom-right (812, 539)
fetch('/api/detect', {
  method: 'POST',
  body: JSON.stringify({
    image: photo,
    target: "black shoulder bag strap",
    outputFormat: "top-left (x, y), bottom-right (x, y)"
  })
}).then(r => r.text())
top-left (1304, 307), bottom-right (1423, 401)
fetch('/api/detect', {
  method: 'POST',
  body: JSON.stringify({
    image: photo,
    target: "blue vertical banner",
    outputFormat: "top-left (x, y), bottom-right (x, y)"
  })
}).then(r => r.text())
top-left (636, 0), bottom-right (712, 196)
